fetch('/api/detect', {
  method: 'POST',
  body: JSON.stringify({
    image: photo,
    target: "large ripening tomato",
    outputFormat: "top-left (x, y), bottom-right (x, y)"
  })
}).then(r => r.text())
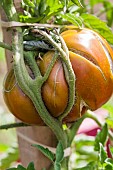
top-left (3, 28), bottom-right (113, 125)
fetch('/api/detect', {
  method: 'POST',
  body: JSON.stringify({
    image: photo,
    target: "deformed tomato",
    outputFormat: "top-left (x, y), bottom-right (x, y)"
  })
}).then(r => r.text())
top-left (3, 28), bottom-right (113, 125)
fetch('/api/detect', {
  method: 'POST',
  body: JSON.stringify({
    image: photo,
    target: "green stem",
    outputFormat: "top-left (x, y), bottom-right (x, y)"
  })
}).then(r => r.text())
top-left (23, 0), bottom-right (35, 8)
top-left (0, 122), bottom-right (30, 130)
top-left (68, 114), bottom-right (86, 146)
top-left (61, 157), bottom-right (69, 170)
top-left (85, 110), bottom-right (102, 127)
top-left (42, 51), bottom-right (59, 83)
top-left (0, 41), bottom-right (12, 51)
top-left (1, 0), bottom-right (18, 21)
top-left (36, 29), bottom-right (75, 121)
top-left (67, 109), bottom-right (113, 146)
top-left (24, 51), bottom-right (41, 77)
top-left (86, 110), bottom-right (113, 141)
top-left (12, 27), bottom-right (67, 148)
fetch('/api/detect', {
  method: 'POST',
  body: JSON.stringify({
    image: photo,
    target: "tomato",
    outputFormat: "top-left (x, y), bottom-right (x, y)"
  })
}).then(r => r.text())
top-left (3, 69), bottom-right (44, 125)
top-left (3, 28), bottom-right (113, 125)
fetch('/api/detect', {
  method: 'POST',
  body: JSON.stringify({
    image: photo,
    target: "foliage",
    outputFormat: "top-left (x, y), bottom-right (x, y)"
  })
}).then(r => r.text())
top-left (6, 123), bottom-right (113, 170)
top-left (0, 105), bottom-right (19, 169)
top-left (69, 123), bottom-right (113, 170)
top-left (19, 0), bottom-right (113, 44)
top-left (0, 0), bottom-right (113, 170)
top-left (0, 145), bottom-right (19, 170)
top-left (7, 162), bottom-right (35, 170)
top-left (33, 142), bottom-right (64, 170)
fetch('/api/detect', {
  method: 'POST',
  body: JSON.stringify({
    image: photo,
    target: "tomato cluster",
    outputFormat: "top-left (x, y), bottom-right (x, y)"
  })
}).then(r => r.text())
top-left (3, 28), bottom-right (113, 125)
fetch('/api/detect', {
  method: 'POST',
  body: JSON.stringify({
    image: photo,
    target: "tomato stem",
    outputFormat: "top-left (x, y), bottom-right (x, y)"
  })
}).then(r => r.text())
top-left (0, 122), bottom-right (30, 130)
top-left (36, 29), bottom-right (75, 121)
top-left (24, 51), bottom-right (42, 77)
top-left (41, 51), bottom-right (59, 83)
top-left (0, 41), bottom-right (12, 51)
top-left (12, 27), bottom-right (68, 148)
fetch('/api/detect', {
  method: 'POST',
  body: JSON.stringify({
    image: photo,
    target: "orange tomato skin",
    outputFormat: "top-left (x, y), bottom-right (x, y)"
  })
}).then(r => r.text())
top-left (38, 51), bottom-right (68, 117)
top-left (3, 69), bottom-right (44, 125)
top-left (61, 28), bottom-right (113, 122)
top-left (3, 28), bottom-right (113, 125)
top-left (3, 52), bottom-right (69, 125)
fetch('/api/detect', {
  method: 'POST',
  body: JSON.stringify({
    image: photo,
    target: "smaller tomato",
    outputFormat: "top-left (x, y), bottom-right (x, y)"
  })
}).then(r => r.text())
top-left (3, 69), bottom-right (44, 125)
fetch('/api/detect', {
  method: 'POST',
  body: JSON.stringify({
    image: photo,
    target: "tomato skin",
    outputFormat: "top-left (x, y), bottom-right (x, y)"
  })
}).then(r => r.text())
top-left (61, 29), bottom-right (113, 110)
top-left (3, 69), bottom-right (44, 125)
top-left (3, 52), bottom-right (69, 125)
top-left (3, 28), bottom-right (113, 125)
top-left (38, 51), bottom-right (68, 117)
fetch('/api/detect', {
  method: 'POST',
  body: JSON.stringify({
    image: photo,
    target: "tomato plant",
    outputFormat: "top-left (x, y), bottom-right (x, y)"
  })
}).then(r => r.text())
top-left (1, 0), bottom-right (113, 170)
top-left (3, 27), bottom-right (113, 125)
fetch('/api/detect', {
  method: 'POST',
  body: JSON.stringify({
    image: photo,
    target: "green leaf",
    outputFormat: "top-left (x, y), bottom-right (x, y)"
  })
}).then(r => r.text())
top-left (7, 165), bottom-right (26, 170)
top-left (81, 13), bottom-right (113, 44)
top-left (23, 0), bottom-right (35, 8)
top-left (32, 144), bottom-right (55, 162)
top-left (54, 162), bottom-right (61, 170)
top-left (56, 141), bottom-right (64, 163)
top-left (105, 164), bottom-right (113, 170)
top-left (94, 123), bottom-right (108, 151)
top-left (38, 0), bottom-right (47, 16)
top-left (61, 13), bottom-right (82, 27)
top-left (99, 143), bottom-right (107, 164)
top-left (19, 15), bottom-right (43, 23)
top-left (71, 0), bottom-right (84, 7)
top-left (7, 163), bottom-right (36, 170)
top-left (0, 147), bottom-right (19, 169)
top-left (16, 165), bottom-right (26, 170)
top-left (109, 145), bottom-right (113, 158)
top-left (7, 168), bottom-right (17, 170)
top-left (103, 1), bottom-right (113, 27)
top-left (105, 158), bottom-right (113, 167)
top-left (27, 162), bottom-right (35, 170)
top-left (75, 161), bottom-right (96, 170)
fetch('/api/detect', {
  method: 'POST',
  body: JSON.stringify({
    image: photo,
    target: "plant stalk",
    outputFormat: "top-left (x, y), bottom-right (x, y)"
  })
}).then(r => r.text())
top-left (0, 41), bottom-right (12, 51)
top-left (12, 27), bottom-right (68, 149)
top-left (36, 29), bottom-right (75, 121)
top-left (0, 122), bottom-right (30, 130)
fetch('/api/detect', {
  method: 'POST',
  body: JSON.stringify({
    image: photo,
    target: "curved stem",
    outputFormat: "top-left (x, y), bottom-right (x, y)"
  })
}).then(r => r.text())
top-left (67, 109), bottom-right (113, 146)
top-left (86, 110), bottom-right (113, 141)
top-left (67, 114), bottom-right (86, 146)
top-left (24, 51), bottom-right (41, 77)
top-left (12, 27), bottom-right (67, 148)
top-left (36, 29), bottom-right (75, 121)
top-left (42, 51), bottom-right (59, 83)
top-left (0, 41), bottom-right (12, 51)
top-left (85, 110), bottom-right (102, 127)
